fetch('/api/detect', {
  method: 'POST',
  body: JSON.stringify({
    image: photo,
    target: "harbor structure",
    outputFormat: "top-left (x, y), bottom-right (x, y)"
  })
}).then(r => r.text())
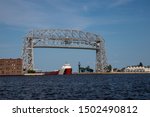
top-left (78, 62), bottom-right (94, 73)
top-left (0, 58), bottom-right (23, 75)
top-left (22, 29), bottom-right (107, 73)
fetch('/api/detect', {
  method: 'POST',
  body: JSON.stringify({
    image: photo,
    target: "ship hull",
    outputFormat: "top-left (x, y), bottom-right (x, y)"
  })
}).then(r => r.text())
top-left (45, 64), bottom-right (72, 75)
top-left (44, 71), bottom-right (59, 75)
top-left (64, 68), bottom-right (72, 75)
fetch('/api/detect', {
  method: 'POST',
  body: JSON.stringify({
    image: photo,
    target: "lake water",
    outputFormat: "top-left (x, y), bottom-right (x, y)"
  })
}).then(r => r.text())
top-left (0, 74), bottom-right (150, 100)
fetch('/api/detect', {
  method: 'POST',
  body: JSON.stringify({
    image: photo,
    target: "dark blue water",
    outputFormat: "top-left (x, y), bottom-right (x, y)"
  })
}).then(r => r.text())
top-left (0, 74), bottom-right (150, 100)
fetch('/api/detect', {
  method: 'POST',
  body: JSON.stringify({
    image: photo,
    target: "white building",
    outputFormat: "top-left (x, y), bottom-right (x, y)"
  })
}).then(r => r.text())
top-left (145, 67), bottom-right (150, 72)
top-left (124, 66), bottom-right (150, 72)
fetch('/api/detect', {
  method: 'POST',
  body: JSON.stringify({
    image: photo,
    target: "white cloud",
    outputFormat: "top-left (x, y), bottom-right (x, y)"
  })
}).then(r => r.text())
top-left (0, 0), bottom-right (91, 30)
top-left (108, 0), bottom-right (134, 8)
top-left (0, 0), bottom-right (136, 31)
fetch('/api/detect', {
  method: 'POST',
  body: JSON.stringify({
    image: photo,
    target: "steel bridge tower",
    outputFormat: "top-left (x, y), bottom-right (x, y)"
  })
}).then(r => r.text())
top-left (22, 29), bottom-right (107, 72)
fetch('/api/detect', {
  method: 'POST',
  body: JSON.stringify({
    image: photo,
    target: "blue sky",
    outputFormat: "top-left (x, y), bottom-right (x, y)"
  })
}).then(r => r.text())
top-left (0, 0), bottom-right (150, 71)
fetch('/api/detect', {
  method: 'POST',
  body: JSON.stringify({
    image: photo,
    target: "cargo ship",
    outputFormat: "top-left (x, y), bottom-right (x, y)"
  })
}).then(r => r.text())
top-left (45, 64), bottom-right (72, 75)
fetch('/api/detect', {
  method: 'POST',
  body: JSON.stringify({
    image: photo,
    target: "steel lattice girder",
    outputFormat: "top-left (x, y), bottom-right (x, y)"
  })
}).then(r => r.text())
top-left (22, 29), bottom-right (107, 72)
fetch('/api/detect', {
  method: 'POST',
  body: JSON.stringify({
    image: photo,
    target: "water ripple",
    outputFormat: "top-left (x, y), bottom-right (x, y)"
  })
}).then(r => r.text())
top-left (0, 74), bottom-right (150, 100)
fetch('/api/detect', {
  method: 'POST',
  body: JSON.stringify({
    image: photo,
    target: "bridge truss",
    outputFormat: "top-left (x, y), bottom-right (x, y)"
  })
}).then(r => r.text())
top-left (22, 29), bottom-right (107, 72)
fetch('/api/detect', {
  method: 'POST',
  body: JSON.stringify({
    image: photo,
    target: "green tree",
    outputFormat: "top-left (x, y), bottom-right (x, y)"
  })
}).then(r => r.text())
top-left (139, 62), bottom-right (143, 67)
top-left (27, 70), bottom-right (36, 73)
top-left (106, 65), bottom-right (112, 72)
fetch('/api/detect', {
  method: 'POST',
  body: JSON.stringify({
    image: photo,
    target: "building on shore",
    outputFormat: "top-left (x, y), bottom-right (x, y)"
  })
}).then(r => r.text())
top-left (124, 66), bottom-right (150, 73)
top-left (0, 58), bottom-right (23, 75)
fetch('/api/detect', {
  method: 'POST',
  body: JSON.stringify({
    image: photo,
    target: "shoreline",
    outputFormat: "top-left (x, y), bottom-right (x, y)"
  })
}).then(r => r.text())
top-left (0, 72), bottom-right (150, 76)
top-left (78, 72), bottom-right (150, 75)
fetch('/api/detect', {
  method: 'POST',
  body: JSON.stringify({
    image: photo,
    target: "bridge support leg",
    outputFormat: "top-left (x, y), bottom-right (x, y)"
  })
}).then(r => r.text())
top-left (96, 41), bottom-right (107, 72)
top-left (22, 37), bottom-right (34, 72)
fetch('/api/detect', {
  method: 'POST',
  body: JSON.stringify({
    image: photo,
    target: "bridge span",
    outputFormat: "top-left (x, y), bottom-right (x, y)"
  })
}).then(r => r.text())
top-left (22, 29), bottom-right (107, 72)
